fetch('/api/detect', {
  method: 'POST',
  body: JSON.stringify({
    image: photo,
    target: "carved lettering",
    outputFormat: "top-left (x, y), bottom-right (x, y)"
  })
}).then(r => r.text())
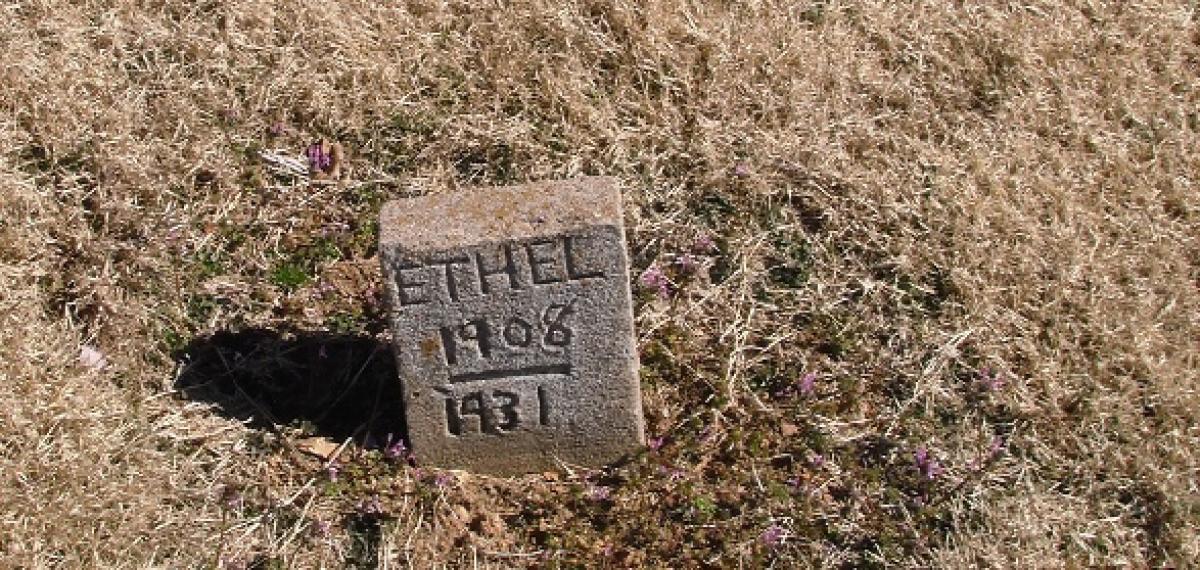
top-left (432, 254), bottom-right (473, 301)
top-left (401, 235), bottom-right (607, 440)
top-left (537, 385), bottom-right (549, 426)
top-left (440, 319), bottom-right (492, 365)
top-left (492, 390), bottom-right (520, 431)
top-left (503, 317), bottom-right (534, 347)
top-left (437, 302), bottom-right (577, 366)
top-left (526, 239), bottom-right (565, 284)
top-left (564, 235), bottom-right (605, 280)
top-left (475, 243), bottom-right (521, 294)
top-left (446, 391), bottom-right (488, 435)
top-left (542, 300), bottom-right (574, 348)
top-left (396, 264), bottom-right (430, 305)
top-left (443, 388), bottom-right (534, 435)
top-left (390, 235), bottom-right (607, 306)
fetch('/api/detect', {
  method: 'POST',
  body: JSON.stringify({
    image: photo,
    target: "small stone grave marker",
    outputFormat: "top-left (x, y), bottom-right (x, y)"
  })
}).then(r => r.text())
top-left (379, 177), bottom-right (644, 474)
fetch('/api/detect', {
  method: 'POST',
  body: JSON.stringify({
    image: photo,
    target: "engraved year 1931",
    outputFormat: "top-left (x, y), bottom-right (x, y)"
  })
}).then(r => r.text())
top-left (442, 385), bottom-right (551, 435)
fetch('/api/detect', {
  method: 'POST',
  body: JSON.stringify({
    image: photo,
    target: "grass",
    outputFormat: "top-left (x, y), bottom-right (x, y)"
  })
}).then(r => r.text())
top-left (1, 0), bottom-right (1198, 567)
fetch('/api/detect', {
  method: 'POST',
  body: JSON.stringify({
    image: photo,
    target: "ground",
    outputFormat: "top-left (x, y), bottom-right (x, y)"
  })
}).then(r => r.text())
top-left (1, 1), bottom-right (1198, 567)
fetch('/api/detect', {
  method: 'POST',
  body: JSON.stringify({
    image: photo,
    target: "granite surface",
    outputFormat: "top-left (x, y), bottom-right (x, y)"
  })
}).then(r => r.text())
top-left (379, 177), bottom-right (644, 474)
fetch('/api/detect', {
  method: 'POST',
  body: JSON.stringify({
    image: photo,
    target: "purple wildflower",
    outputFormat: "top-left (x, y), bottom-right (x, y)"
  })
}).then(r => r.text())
top-left (311, 518), bottom-right (332, 537)
top-left (989, 435), bottom-right (1005, 456)
top-left (658, 465), bottom-right (685, 482)
top-left (798, 372), bottom-right (817, 397)
top-left (914, 448), bottom-right (943, 480)
top-left (306, 142), bottom-right (332, 172)
top-left (808, 453), bottom-right (826, 468)
top-left (760, 525), bottom-right (785, 547)
top-left (977, 367), bottom-right (1006, 391)
top-left (434, 472), bottom-right (455, 488)
top-left (384, 435), bottom-right (408, 461)
top-left (647, 436), bottom-right (666, 452)
top-left (326, 463), bottom-right (340, 482)
top-left (733, 162), bottom-right (751, 179)
top-left (970, 436), bottom-right (1006, 471)
top-left (587, 485), bottom-right (612, 502)
top-left (357, 496), bottom-right (384, 516)
top-left (639, 265), bottom-right (671, 300)
top-left (692, 234), bottom-right (718, 254)
top-left (268, 122), bottom-right (287, 136)
top-left (675, 254), bottom-right (698, 274)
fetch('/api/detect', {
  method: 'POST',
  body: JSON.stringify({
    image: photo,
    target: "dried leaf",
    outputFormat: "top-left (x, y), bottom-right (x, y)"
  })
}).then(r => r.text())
top-left (296, 437), bottom-right (340, 459)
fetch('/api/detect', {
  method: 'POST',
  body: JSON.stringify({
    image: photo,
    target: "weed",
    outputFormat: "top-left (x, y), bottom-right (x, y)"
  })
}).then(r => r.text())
top-left (270, 261), bottom-right (310, 291)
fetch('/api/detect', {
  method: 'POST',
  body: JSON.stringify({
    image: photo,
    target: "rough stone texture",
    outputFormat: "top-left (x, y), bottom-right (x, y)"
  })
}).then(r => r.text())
top-left (379, 177), bottom-right (644, 474)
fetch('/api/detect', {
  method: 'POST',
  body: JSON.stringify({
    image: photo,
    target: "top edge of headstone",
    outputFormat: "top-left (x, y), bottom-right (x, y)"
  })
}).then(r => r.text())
top-left (379, 176), bottom-right (622, 253)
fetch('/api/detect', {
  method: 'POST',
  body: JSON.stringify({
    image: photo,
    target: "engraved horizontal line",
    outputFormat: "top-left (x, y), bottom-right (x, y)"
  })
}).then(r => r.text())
top-left (448, 364), bottom-right (571, 384)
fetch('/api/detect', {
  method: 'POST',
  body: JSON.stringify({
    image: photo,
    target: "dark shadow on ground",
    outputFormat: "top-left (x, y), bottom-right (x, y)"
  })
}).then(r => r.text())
top-left (173, 328), bottom-right (405, 443)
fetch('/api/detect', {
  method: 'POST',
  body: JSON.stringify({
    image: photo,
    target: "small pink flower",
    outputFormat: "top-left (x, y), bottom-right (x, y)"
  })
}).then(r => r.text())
top-left (647, 436), bottom-right (666, 451)
top-left (970, 436), bottom-right (1006, 471)
top-left (657, 465), bottom-right (685, 481)
top-left (798, 372), bottom-right (817, 396)
top-left (977, 367), bottom-right (1007, 391)
top-left (434, 472), bottom-right (455, 488)
top-left (914, 447), bottom-right (943, 480)
top-left (692, 234), bottom-right (718, 254)
top-left (384, 435), bottom-right (408, 461)
top-left (760, 525), bottom-right (784, 547)
top-left (639, 265), bottom-right (671, 300)
top-left (311, 518), bottom-right (332, 537)
top-left (268, 122), bottom-right (287, 136)
top-left (357, 496), bottom-right (383, 516)
top-left (808, 453), bottom-right (825, 468)
top-left (674, 254), bottom-right (698, 274)
top-left (988, 436), bottom-right (1004, 456)
top-left (586, 485), bottom-right (611, 501)
top-left (326, 464), bottom-right (340, 481)
top-left (733, 162), bottom-right (751, 178)
top-left (306, 142), bottom-right (333, 172)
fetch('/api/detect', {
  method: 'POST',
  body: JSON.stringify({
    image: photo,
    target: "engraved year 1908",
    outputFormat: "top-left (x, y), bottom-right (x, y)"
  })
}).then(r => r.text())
top-left (440, 299), bottom-right (575, 368)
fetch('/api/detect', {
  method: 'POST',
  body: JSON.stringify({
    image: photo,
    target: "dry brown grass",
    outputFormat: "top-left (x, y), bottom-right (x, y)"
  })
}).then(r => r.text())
top-left (1, 0), bottom-right (1198, 567)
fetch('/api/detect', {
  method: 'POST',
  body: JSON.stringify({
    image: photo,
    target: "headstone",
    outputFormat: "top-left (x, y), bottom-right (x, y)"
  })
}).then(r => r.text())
top-left (378, 177), bottom-right (645, 474)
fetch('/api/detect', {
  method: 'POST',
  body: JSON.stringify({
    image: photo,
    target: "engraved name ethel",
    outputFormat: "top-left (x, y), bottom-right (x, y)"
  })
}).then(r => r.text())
top-left (388, 231), bottom-right (612, 437)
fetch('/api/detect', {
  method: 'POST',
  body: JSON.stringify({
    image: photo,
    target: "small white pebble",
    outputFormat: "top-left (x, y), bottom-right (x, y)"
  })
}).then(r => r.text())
top-left (79, 345), bottom-right (108, 370)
